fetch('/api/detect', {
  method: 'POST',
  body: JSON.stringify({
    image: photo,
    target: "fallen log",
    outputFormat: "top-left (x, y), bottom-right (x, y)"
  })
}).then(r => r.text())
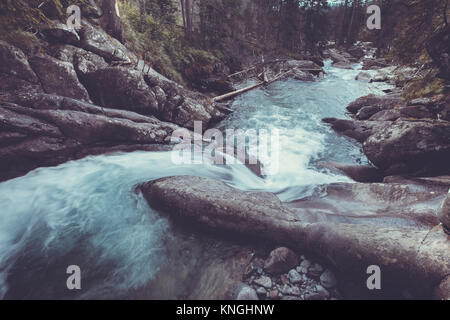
top-left (213, 67), bottom-right (298, 102)
top-left (140, 176), bottom-right (450, 299)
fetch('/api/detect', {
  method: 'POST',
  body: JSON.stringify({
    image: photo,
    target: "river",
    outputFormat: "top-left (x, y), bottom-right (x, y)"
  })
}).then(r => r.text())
top-left (0, 60), bottom-right (391, 299)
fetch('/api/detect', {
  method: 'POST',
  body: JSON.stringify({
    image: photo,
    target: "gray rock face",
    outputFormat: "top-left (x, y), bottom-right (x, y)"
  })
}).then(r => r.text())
top-left (363, 120), bottom-right (450, 175)
top-left (83, 66), bottom-right (159, 115)
top-left (264, 247), bottom-right (299, 275)
top-left (369, 109), bottom-right (401, 121)
top-left (0, 40), bottom-right (39, 83)
top-left (78, 20), bottom-right (131, 62)
top-left (50, 44), bottom-right (109, 76)
top-left (42, 22), bottom-right (81, 44)
top-left (29, 55), bottom-right (92, 103)
top-left (0, 94), bottom-right (180, 181)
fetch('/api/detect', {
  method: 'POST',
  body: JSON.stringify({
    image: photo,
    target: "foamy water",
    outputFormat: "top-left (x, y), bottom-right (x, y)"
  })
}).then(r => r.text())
top-left (0, 60), bottom-right (392, 299)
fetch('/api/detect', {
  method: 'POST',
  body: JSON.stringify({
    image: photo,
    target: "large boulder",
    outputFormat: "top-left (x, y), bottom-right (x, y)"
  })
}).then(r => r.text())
top-left (140, 175), bottom-right (450, 298)
top-left (29, 55), bottom-right (91, 102)
top-left (82, 66), bottom-right (159, 115)
top-left (346, 93), bottom-right (404, 114)
top-left (264, 247), bottom-right (299, 275)
top-left (0, 41), bottom-right (39, 83)
top-left (78, 20), bottom-right (132, 63)
top-left (322, 118), bottom-right (391, 143)
top-left (41, 22), bottom-right (81, 45)
top-left (363, 120), bottom-right (450, 175)
top-left (0, 95), bottom-right (181, 181)
top-left (49, 44), bottom-right (109, 76)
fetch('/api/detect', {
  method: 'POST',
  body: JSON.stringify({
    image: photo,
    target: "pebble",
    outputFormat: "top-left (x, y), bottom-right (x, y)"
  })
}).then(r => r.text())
top-left (253, 275), bottom-right (272, 289)
top-left (287, 269), bottom-right (302, 284)
top-left (237, 286), bottom-right (259, 300)
top-left (267, 290), bottom-right (279, 300)
top-left (281, 285), bottom-right (301, 296)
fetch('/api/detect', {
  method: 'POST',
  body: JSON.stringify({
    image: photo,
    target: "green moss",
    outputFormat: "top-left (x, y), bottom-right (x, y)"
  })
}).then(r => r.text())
top-left (403, 69), bottom-right (446, 100)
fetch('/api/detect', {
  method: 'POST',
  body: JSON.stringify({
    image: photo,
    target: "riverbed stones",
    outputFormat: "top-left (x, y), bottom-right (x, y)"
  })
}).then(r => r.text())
top-left (287, 269), bottom-right (302, 284)
top-left (236, 285), bottom-right (259, 300)
top-left (264, 247), bottom-right (299, 275)
top-left (253, 276), bottom-right (272, 289)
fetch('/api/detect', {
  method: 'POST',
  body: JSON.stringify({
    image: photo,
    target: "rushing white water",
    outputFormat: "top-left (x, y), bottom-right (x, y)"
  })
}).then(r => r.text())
top-left (0, 61), bottom-right (391, 299)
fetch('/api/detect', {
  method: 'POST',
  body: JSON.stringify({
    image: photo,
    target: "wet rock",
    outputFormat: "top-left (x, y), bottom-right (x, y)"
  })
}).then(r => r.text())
top-left (320, 269), bottom-right (337, 289)
top-left (322, 118), bottom-right (391, 143)
top-left (355, 71), bottom-right (372, 82)
top-left (42, 22), bottom-right (80, 44)
top-left (253, 276), bottom-right (272, 289)
top-left (299, 259), bottom-right (311, 274)
top-left (29, 55), bottom-right (91, 102)
top-left (290, 69), bottom-right (315, 82)
top-left (0, 41), bottom-right (39, 83)
top-left (237, 285), bottom-right (259, 300)
top-left (318, 161), bottom-right (383, 183)
top-left (141, 175), bottom-right (450, 297)
top-left (437, 191), bottom-right (450, 232)
top-left (348, 46), bottom-right (366, 60)
top-left (332, 61), bottom-right (353, 69)
top-left (264, 247), bottom-right (299, 275)
top-left (363, 120), bottom-right (450, 175)
top-left (346, 93), bottom-right (404, 114)
top-left (356, 106), bottom-right (384, 120)
top-left (286, 181), bottom-right (445, 228)
top-left (287, 269), bottom-right (302, 284)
